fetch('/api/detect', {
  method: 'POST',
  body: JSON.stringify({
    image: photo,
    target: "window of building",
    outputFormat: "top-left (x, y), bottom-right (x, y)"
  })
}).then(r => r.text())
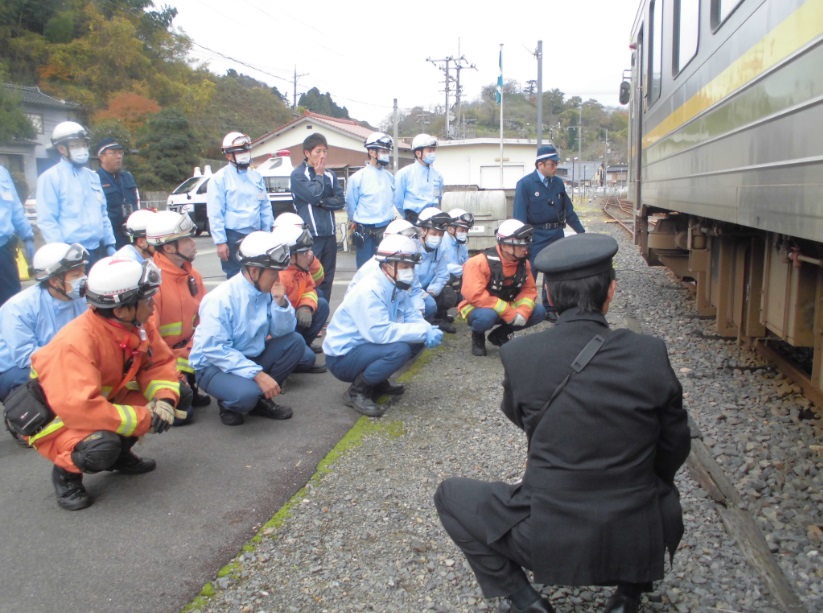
top-left (674, 0), bottom-right (700, 74)
top-left (712, 0), bottom-right (744, 29)
top-left (26, 113), bottom-right (44, 135)
top-left (648, 0), bottom-right (664, 105)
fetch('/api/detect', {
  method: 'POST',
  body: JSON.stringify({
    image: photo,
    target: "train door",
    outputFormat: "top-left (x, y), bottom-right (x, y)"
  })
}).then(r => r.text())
top-left (630, 25), bottom-right (647, 254)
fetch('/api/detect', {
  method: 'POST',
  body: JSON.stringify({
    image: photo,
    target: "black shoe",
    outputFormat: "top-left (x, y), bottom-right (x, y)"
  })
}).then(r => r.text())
top-left (250, 397), bottom-right (293, 420)
top-left (602, 593), bottom-right (640, 613)
top-left (502, 596), bottom-right (555, 613)
top-left (109, 451), bottom-right (156, 475)
top-left (443, 314), bottom-right (455, 323)
top-left (192, 390), bottom-right (211, 407)
top-left (487, 324), bottom-right (514, 347)
top-left (219, 406), bottom-right (244, 426)
top-left (372, 379), bottom-right (405, 397)
top-left (310, 342), bottom-right (323, 354)
top-left (294, 363), bottom-right (327, 374)
top-left (435, 320), bottom-right (457, 334)
top-left (52, 465), bottom-right (91, 511)
top-left (471, 331), bottom-right (487, 356)
top-left (544, 309), bottom-right (558, 323)
top-left (343, 388), bottom-right (385, 417)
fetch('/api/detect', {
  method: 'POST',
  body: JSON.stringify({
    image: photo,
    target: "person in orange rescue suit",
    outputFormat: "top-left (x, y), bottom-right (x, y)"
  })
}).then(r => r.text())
top-left (273, 212), bottom-right (326, 297)
top-left (146, 210), bottom-right (211, 424)
top-left (458, 219), bottom-right (546, 357)
top-left (27, 256), bottom-right (186, 511)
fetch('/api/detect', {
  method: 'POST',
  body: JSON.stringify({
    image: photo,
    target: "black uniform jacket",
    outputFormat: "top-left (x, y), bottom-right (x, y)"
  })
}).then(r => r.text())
top-left (486, 309), bottom-right (691, 586)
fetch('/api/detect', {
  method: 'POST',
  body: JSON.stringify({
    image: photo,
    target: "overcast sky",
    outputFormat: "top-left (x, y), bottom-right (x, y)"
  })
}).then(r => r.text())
top-left (169, 0), bottom-right (641, 128)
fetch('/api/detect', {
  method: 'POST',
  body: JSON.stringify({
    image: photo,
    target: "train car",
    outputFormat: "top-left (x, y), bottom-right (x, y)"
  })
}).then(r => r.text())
top-left (623, 0), bottom-right (823, 396)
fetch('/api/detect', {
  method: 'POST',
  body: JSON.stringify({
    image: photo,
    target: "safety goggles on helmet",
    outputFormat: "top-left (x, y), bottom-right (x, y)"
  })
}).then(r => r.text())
top-left (85, 259), bottom-right (162, 308)
top-left (416, 211), bottom-right (451, 231)
top-left (376, 249), bottom-right (421, 265)
top-left (146, 213), bottom-right (195, 246)
top-left (223, 135), bottom-right (251, 155)
top-left (238, 243), bottom-right (291, 270)
top-left (290, 229), bottom-right (314, 254)
top-left (497, 224), bottom-right (534, 246)
top-left (450, 212), bottom-right (475, 229)
top-left (34, 243), bottom-right (89, 281)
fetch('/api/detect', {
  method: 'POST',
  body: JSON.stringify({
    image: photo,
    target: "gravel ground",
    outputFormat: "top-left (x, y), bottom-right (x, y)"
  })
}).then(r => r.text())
top-left (190, 204), bottom-right (823, 613)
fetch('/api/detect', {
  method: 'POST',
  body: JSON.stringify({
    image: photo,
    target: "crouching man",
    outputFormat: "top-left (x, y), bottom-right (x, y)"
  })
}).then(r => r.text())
top-left (323, 234), bottom-right (443, 418)
top-left (190, 231), bottom-right (306, 426)
top-left (17, 257), bottom-right (181, 511)
top-left (435, 234), bottom-right (691, 613)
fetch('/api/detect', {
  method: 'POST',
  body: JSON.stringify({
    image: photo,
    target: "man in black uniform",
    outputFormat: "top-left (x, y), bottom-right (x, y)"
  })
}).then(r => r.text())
top-left (435, 233), bottom-right (691, 613)
top-left (96, 138), bottom-right (140, 249)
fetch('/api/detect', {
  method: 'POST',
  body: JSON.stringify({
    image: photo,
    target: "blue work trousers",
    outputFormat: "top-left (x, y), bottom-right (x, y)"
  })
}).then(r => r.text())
top-left (326, 342), bottom-right (423, 385)
top-left (466, 305), bottom-right (546, 333)
top-left (220, 229), bottom-right (248, 279)
top-left (0, 239), bottom-right (21, 307)
top-left (0, 366), bottom-right (28, 402)
top-left (353, 223), bottom-right (388, 270)
top-left (529, 227), bottom-right (565, 308)
top-left (195, 332), bottom-right (305, 412)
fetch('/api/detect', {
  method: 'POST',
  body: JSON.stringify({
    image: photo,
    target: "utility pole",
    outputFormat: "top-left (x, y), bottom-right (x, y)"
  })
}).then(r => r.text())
top-left (427, 49), bottom-right (474, 140)
top-left (292, 65), bottom-right (308, 115)
top-left (392, 98), bottom-right (399, 173)
top-left (535, 40), bottom-right (543, 148)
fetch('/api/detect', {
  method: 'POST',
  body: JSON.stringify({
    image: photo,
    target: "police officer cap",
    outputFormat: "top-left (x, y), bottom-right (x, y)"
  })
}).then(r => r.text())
top-left (96, 137), bottom-right (124, 156)
top-left (535, 233), bottom-right (618, 281)
top-left (535, 144), bottom-right (560, 164)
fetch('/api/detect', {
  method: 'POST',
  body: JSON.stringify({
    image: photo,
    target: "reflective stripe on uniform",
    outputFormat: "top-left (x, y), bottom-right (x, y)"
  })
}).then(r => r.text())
top-left (159, 321), bottom-right (183, 337)
top-left (176, 357), bottom-right (194, 374)
top-left (492, 298), bottom-right (508, 316)
top-left (113, 403), bottom-right (139, 436)
top-left (311, 264), bottom-right (324, 284)
top-left (27, 416), bottom-right (64, 446)
top-left (300, 291), bottom-right (318, 309)
top-left (144, 379), bottom-right (180, 400)
top-left (458, 303), bottom-right (475, 319)
top-left (125, 380), bottom-right (140, 391)
top-left (514, 296), bottom-right (535, 310)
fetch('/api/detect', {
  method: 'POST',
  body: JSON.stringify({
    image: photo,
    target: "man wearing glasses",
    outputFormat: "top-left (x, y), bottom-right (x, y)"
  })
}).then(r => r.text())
top-left (513, 145), bottom-right (585, 321)
top-left (96, 137), bottom-right (140, 249)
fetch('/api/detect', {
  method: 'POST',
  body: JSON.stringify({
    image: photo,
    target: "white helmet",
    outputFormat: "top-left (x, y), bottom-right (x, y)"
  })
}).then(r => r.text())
top-left (51, 121), bottom-right (89, 147)
top-left (448, 208), bottom-right (475, 229)
top-left (375, 234), bottom-right (421, 265)
top-left (124, 209), bottom-right (157, 239)
top-left (384, 219), bottom-right (419, 239)
top-left (85, 257), bottom-right (162, 308)
top-left (416, 207), bottom-right (451, 230)
top-left (145, 210), bottom-right (195, 246)
top-left (364, 132), bottom-right (393, 151)
top-left (273, 212), bottom-right (307, 229)
top-left (221, 131), bottom-right (251, 154)
top-left (33, 243), bottom-right (89, 281)
top-left (237, 231), bottom-right (290, 270)
top-left (496, 219), bottom-right (534, 245)
top-left (411, 133), bottom-right (437, 151)
top-left (272, 224), bottom-right (313, 254)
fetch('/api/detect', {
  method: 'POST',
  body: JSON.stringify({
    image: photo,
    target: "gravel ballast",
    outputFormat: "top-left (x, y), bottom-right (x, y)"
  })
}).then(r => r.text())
top-left (190, 205), bottom-right (823, 613)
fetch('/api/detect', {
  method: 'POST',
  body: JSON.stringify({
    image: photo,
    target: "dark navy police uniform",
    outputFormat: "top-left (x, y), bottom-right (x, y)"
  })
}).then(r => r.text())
top-left (97, 168), bottom-right (139, 249)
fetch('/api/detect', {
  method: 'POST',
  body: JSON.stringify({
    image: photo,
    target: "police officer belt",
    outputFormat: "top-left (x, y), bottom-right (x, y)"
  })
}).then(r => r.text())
top-left (533, 221), bottom-right (566, 230)
top-left (355, 223), bottom-right (388, 238)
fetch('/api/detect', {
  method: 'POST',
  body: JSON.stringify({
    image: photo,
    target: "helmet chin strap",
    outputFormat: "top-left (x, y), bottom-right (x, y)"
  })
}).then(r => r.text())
top-left (168, 242), bottom-right (193, 263)
top-left (232, 153), bottom-right (250, 170)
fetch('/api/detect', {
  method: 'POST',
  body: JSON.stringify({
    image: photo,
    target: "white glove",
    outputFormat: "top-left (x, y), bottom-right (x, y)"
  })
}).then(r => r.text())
top-left (149, 399), bottom-right (175, 433)
top-left (512, 313), bottom-right (527, 327)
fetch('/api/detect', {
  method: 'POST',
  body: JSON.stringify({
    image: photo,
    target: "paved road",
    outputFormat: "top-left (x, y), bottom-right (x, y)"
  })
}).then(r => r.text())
top-left (1, 237), bottom-right (359, 613)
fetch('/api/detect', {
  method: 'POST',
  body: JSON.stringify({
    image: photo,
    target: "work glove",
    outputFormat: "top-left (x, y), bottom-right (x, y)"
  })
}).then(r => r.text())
top-left (24, 239), bottom-right (35, 267)
top-left (512, 313), bottom-right (527, 328)
top-left (148, 399), bottom-right (175, 433)
top-left (295, 306), bottom-right (313, 329)
top-left (424, 326), bottom-right (444, 349)
top-left (106, 244), bottom-right (117, 257)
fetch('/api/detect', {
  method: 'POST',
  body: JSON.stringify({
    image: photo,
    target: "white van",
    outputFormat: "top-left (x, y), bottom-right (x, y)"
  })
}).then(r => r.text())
top-left (167, 166), bottom-right (212, 236)
top-left (256, 150), bottom-right (296, 218)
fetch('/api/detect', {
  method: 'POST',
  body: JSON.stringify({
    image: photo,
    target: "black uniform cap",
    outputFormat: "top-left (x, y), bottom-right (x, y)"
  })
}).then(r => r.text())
top-left (535, 233), bottom-right (618, 281)
top-left (96, 137), bottom-right (124, 156)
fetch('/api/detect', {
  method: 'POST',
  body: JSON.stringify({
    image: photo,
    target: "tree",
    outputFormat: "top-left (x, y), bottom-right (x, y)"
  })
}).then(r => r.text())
top-left (131, 109), bottom-right (199, 190)
top-left (298, 87), bottom-right (349, 119)
top-left (0, 84), bottom-right (36, 143)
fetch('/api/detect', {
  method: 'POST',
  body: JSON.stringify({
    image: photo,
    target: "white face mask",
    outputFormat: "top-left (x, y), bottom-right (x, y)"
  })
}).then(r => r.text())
top-left (425, 236), bottom-right (442, 250)
top-left (377, 153), bottom-right (391, 166)
top-left (455, 231), bottom-right (468, 244)
top-left (424, 153), bottom-right (436, 165)
top-left (234, 151), bottom-right (251, 166)
top-left (396, 268), bottom-right (415, 287)
top-left (68, 146), bottom-right (90, 165)
top-left (66, 275), bottom-right (87, 300)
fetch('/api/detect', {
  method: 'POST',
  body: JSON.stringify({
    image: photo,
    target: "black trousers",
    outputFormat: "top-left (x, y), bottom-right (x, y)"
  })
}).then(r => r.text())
top-left (435, 477), bottom-right (534, 598)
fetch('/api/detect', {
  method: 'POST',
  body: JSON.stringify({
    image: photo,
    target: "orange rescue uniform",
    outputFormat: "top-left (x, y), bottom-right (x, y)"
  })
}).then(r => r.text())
top-left (279, 265), bottom-right (319, 312)
top-left (458, 245), bottom-right (538, 323)
top-left (309, 256), bottom-right (324, 289)
top-left (28, 310), bottom-right (180, 473)
top-left (149, 252), bottom-right (207, 374)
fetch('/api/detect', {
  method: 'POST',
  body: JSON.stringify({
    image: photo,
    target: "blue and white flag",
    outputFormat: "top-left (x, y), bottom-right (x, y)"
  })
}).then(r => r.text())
top-left (495, 47), bottom-right (503, 105)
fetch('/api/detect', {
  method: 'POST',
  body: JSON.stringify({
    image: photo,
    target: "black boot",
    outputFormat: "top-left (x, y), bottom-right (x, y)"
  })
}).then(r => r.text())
top-left (251, 397), bottom-right (293, 420)
top-left (343, 374), bottom-right (384, 417)
top-left (487, 323), bottom-right (514, 347)
top-left (471, 331), bottom-right (487, 356)
top-left (219, 403), bottom-right (244, 426)
top-left (51, 465), bottom-right (91, 511)
top-left (372, 379), bottom-right (405, 397)
top-left (108, 438), bottom-right (156, 475)
top-left (192, 389), bottom-right (211, 407)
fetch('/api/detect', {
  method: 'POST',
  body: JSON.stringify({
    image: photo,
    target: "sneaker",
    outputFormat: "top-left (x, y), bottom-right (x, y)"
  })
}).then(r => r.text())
top-left (219, 406), bottom-right (244, 426)
top-left (250, 397), bottom-right (293, 420)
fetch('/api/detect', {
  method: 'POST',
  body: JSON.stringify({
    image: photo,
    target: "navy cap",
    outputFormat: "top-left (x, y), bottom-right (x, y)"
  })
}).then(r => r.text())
top-left (536, 144), bottom-right (560, 164)
top-left (535, 233), bottom-right (618, 281)
top-left (96, 137), bottom-right (124, 156)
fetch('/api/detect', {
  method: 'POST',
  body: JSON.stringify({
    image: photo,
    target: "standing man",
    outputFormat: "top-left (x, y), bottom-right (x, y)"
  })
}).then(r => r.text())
top-left (36, 121), bottom-right (117, 269)
top-left (394, 133), bottom-right (443, 224)
top-left (207, 131), bottom-right (274, 279)
top-left (347, 132), bottom-right (396, 269)
top-left (21, 257), bottom-right (180, 510)
top-left (436, 234), bottom-right (690, 613)
top-left (96, 137), bottom-right (140, 249)
top-left (190, 231), bottom-right (307, 427)
top-left (290, 133), bottom-right (345, 301)
top-left (0, 165), bottom-right (34, 307)
top-left (513, 144), bottom-right (585, 321)
top-left (146, 211), bottom-right (211, 420)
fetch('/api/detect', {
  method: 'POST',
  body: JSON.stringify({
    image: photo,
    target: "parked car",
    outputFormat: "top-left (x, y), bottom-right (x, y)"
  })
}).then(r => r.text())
top-left (167, 166), bottom-right (211, 236)
top-left (256, 150), bottom-right (296, 219)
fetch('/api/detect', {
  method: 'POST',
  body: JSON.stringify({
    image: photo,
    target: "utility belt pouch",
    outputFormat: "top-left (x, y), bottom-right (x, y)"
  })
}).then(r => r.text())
top-left (3, 379), bottom-right (56, 437)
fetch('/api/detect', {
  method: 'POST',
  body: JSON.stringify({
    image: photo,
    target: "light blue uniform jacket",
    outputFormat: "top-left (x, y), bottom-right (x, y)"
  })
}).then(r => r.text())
top-left (442, 231), bottom-right (469, 277)
top-left (416, 245), bottom-right (450, 296)
top-left (347, 256), bottom-right (425, 313)
top-left (206, 164), bottom-right (273, 246)
top-left (346, 164), bottom-right (395, 224)
top-left (0, 166), bottom-right (34, 248)
top-left (393, 161), bottom-right (443, 215)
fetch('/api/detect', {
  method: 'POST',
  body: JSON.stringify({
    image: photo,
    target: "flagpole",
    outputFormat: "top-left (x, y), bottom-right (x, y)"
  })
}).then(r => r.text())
top-left (498, 43), bottom-right (504, 189)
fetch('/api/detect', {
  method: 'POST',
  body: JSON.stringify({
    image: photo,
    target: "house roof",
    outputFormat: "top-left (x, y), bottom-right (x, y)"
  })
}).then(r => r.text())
top-left (253, 111), bottom-right (410, 151)
top-left (2, 83), bottom-right (80, 109)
